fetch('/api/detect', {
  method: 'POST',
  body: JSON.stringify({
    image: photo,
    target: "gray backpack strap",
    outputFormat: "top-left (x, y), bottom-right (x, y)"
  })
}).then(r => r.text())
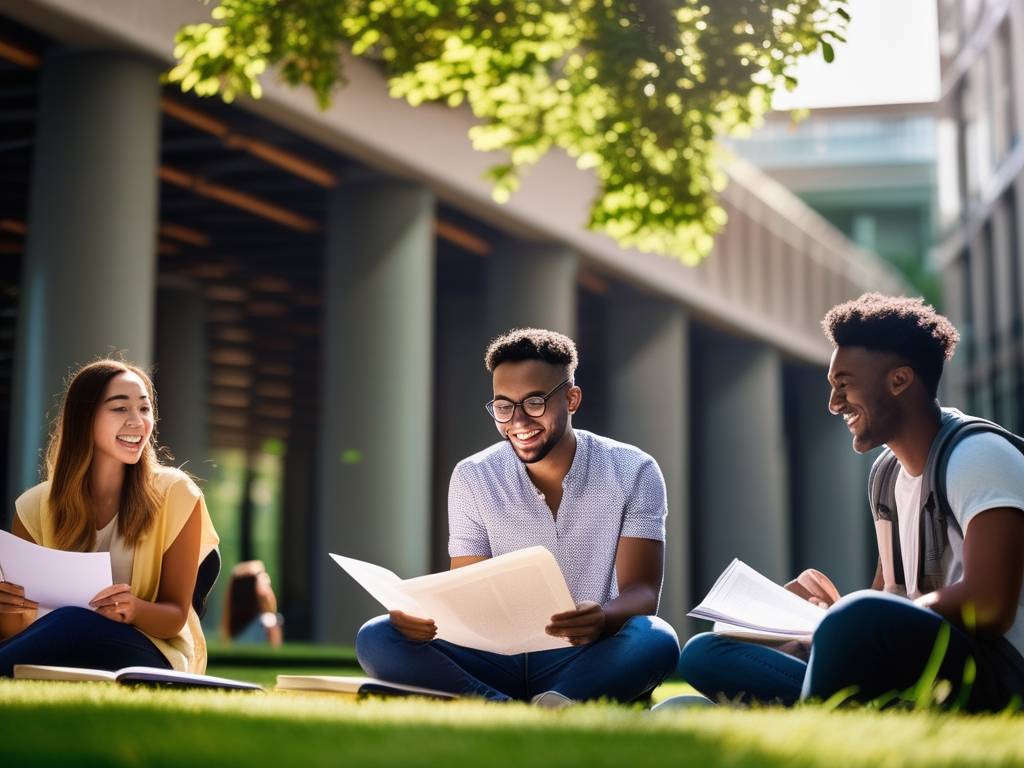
top-left (869, 448), bottom-right (904, 585)
top-left (920, 410), bottom-right (1024, 584)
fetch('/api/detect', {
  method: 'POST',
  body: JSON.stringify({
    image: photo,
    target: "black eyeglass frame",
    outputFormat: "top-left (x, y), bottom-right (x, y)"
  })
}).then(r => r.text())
top-left (484, 378), bottom-right (572, 423)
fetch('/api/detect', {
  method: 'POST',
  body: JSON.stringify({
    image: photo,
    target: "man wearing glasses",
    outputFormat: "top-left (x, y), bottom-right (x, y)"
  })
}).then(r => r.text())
top-left (355, 328), bottom-right (680, 705)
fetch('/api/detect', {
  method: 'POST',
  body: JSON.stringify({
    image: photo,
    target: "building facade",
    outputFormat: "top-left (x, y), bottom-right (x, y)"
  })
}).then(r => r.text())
top-left (1, 0), bottom-right (906, 643)
top-left (731, 103), bottom-right (939, 303)
top-left (935, 0), bottom-right (1024, 432)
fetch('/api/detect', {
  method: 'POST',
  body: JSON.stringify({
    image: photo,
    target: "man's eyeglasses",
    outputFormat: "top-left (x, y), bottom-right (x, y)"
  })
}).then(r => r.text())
top-left (485, 378), bottom-right (571, 423)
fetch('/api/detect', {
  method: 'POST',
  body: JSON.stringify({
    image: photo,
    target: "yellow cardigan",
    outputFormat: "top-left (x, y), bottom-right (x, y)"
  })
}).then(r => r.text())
top-left (15, 465), bottom-right (220, 672)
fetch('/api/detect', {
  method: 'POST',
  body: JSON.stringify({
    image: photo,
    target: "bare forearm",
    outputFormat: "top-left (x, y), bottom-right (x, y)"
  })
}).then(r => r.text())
top-left (0, 611), bottom-right (35, 641)
top-left (132, 600), bottom-right (190, 640)
top-left (870, 560), bottom-right (884, 590)
top-left (917, 582), bottom-right (1015, 635)
top-left (601, 585), bottom-right (659, 635)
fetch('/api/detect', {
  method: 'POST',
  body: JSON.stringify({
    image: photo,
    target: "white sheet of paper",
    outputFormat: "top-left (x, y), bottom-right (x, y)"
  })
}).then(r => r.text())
top-left (0, 529), bottom-right (112, 610)
top-left (330, 546), bottom-right (577, 654)
top-left (328, 554), bottom-right (423, 615)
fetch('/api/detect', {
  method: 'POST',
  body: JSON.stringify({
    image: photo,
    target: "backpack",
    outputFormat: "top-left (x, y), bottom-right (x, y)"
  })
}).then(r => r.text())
top-left (868, 408), bottom-right (1024, 593)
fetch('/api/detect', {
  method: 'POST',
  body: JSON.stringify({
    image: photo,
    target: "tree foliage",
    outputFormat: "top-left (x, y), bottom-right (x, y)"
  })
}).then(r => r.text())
top-left (170, 0), bottom-right (848, 263)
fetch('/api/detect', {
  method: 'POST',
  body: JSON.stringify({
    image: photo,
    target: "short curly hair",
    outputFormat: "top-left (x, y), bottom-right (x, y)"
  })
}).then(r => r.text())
top-left (484, 328), bottom-right (579, 376)
top-left (822, 293), bottom-right (960, 398)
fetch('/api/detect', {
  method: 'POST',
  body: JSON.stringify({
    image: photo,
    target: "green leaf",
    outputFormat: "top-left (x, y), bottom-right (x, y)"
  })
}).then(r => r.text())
top-left (168, 0), bottom-right (851, 265)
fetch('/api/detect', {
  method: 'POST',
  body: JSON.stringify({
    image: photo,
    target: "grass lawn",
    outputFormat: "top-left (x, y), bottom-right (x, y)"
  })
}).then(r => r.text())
top-left (3, 676), bottom-right (1024, 767)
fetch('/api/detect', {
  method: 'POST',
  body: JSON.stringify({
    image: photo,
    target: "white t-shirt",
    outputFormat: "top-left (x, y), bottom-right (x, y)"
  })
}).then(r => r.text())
top-left (93, 515), bottom-right (135, 586)
top-left (894, 432), bottom-right (1024, 658)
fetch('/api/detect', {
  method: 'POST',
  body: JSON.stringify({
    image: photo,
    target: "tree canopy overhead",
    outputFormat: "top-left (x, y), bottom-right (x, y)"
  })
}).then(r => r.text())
top-left (170, 1), bottom-right (848, 264)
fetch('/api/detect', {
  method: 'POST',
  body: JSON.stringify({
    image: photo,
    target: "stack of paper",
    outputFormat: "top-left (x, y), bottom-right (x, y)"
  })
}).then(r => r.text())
top-left (688, 559), bottom-right (826, 640)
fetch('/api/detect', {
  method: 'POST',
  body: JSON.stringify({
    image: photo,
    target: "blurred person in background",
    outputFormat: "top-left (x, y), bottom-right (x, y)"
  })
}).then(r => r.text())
top-left (222, 560), bottom-right (283, 646)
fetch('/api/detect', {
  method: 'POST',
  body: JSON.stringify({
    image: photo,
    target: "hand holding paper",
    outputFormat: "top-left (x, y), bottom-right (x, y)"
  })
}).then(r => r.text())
top-left (331, 546), bottom-right (578, 654)
top-left (0, 579), bottom-right (38, 615)
top-left (0, 529), bottom-right (112, 611)
top-left (689, 558), bottom-right (827, 640)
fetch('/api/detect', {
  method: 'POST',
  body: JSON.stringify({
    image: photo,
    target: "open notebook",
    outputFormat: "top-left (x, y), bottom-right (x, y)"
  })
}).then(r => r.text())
top-left (13, 664), bottom-right (263, 690)
top-left (276, 675), bottom-right (456, 699)
top-left (688, 559), bottom-right (827, 641)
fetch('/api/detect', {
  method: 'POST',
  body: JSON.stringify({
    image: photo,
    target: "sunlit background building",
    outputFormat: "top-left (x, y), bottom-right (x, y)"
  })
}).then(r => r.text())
top-left (934, 0), bottom-right (1024, 433)
top-left (1, 0), bottom-right (910, 643)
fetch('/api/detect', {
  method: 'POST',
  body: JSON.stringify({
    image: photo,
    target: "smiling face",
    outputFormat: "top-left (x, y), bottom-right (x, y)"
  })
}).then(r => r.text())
top-left (827, 345), bottom-right (913, 453)
top-left (92, 371), bottom-right (155, 466)
top-left (490, 359), bottom-right (581, 464)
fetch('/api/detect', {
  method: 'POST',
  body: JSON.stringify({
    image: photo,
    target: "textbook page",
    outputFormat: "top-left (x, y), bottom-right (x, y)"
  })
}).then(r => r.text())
top-left (330, 546), bottom-right (577, 654)
top-left (689, 559), bottom-right (825, 638)
top-left (13, 664), bottom-right (262, 690)
top-left (0, 529), bottom-right (112, 610)
top-left (276, 675), bottom-right (456, 699)
top-left (13, 665), bottom-right (117, 682)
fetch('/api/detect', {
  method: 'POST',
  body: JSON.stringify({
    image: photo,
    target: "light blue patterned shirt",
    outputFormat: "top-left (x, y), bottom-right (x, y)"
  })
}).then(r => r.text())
top-left (447, 429), bottom-right (667, 605)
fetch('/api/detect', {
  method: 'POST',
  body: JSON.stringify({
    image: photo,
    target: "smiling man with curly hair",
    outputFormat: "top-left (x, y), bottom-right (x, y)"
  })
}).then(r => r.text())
top-left (679, 294), bottom-right (1024, 712)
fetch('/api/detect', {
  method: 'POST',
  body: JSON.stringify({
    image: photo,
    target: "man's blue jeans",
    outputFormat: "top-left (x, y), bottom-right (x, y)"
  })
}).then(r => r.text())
top-left (677, 590), bottom-right (1024, 712)
top-left (0, 606), bottom-right (171, 677)
top-left (356, 614), bottom-right (680, 702)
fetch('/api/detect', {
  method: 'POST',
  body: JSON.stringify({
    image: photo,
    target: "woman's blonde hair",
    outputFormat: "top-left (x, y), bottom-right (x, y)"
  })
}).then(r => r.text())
top-left (45, 359), bottom-right (164, 550)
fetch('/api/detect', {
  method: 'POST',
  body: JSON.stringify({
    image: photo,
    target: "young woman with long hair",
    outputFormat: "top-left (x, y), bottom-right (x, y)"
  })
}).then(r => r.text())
top-left (0, 359), bottom-right (219, 675)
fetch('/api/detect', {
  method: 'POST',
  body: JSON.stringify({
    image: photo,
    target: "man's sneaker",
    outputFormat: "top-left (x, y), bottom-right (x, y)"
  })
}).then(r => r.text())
top-left (530, 690), bottom-right (575, 709)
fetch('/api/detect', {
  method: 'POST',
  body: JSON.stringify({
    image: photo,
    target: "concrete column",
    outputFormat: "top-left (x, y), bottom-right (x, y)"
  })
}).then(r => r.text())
top-left (939, 255), bottom-right (969, 407)
top-left (785, 365), bottom-right (872, 594)
top-left (316, 176), bottom-right (435, 643)
top-left (487, 240), bottom-right (578, 337)
top-left (155, 279), bottom-right (209, 478)
top-left (433, 280), bottom-right (495, 569)
top-left (691, 331), bottom-right (790, 593)
top-left (7, 50), bottom-right (160, 512)
top-left (606, 288), bottom-right (689, 633)
top-left (282, 431), bottom-right (316, 639)
top-left (990, 199), bottom-right (1017, 428)
top-left (967, 234), bottom-right (994, 418)
top-left (281, 323), bottom-right (320, 640)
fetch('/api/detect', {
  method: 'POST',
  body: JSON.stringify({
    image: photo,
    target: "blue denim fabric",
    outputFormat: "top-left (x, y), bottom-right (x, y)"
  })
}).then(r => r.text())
top-left (356, 614), bottom-right (680, 702)
top-left (0, 606), bottom-right (171, 677)
top-left (677, 590), bottom-right (1024, 712)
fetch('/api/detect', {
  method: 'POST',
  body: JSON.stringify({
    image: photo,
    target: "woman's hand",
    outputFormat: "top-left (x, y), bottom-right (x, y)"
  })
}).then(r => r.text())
top-left (0, 581), bottom-right (38, 614)
top-left (90, 584), bottom-right (139, 625)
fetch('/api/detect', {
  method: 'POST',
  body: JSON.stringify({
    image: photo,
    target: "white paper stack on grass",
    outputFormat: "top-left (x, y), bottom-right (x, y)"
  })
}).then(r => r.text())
top-left (330, 545), bottom-right (577, 655)
top-left (688, 559), bottom-right (826, 641)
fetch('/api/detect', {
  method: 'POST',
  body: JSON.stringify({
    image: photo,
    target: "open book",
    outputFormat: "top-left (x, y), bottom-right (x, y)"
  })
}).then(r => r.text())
top-left (276, 675), bottom-right (456, 699)
top-left (688, 559), bottom-right (827, 641)
top-left (13, 664), bottom-right (263, 690)
top-left (330, 545), bottom-right (577, 655)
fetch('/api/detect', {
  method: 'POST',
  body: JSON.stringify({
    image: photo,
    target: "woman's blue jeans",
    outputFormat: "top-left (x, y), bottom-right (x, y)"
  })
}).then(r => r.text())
top-left (0, 606), bottom-right (170, 677)
top-left (356, 614), bottom-right (680, 702)
top-left (678, 590), bottom-right (1024, 712)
